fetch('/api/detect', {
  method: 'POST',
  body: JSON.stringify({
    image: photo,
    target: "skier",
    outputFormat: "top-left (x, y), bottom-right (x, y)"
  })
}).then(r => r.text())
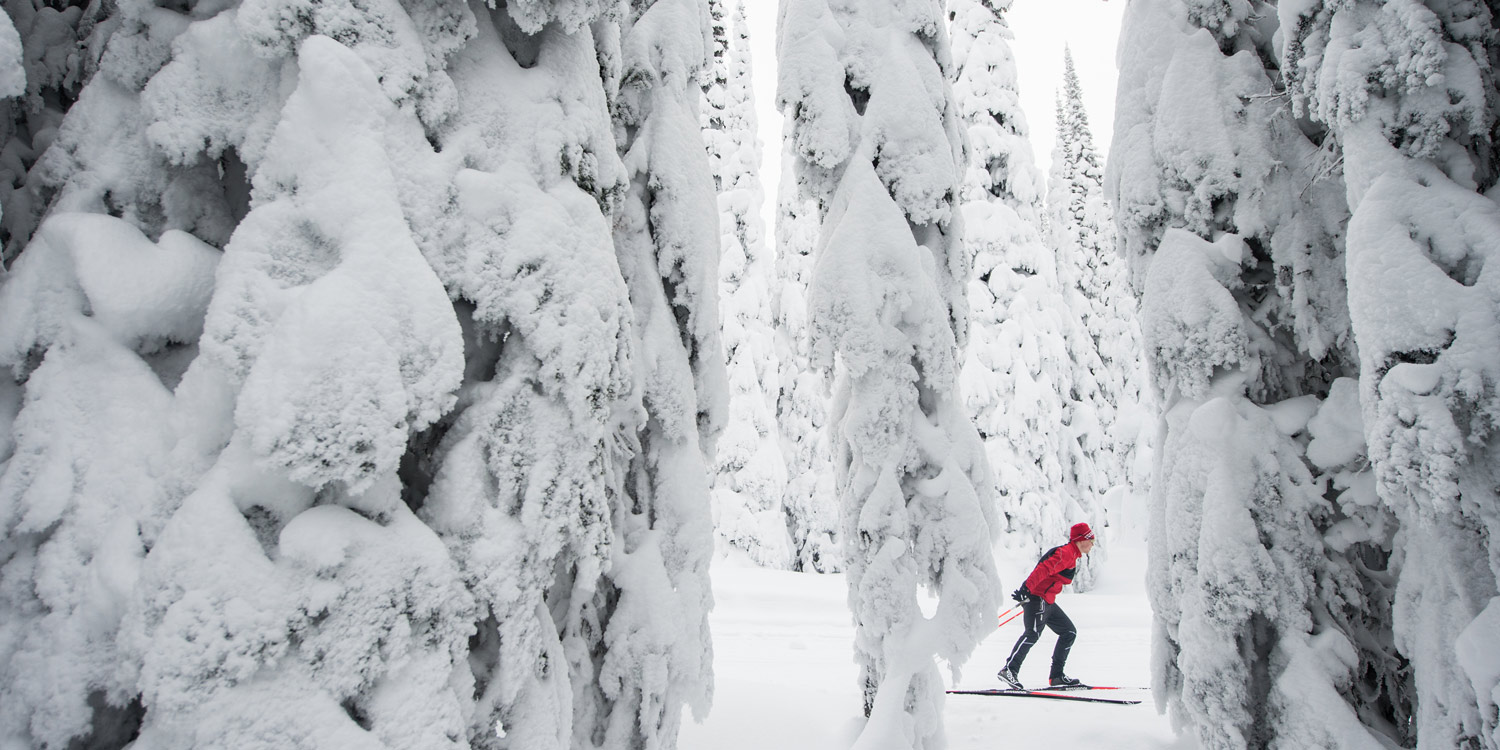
top-left (997, 522), bottom-right (1096, 690)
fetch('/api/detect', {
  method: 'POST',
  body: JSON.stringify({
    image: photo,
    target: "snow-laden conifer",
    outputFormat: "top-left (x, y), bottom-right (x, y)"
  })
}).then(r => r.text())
top-left (416, 0), bottom-right (723, 744)
top-left (774, 115), bottom-right (842, 574)
top-left (778, 0), bottom-right (1001, 746)
top-left (703, 0), bottom-right (791, 568)
top-left (0, 8), bottom-right (479, 741)
top-left (1108, 1), bottom-right (1403, 748)
top-left (0, 218), bottom-right (220, 748)
top-left (0, 13), bottom-right (218, 746)
top-left (773, 73), bottom-right (842, 573)
top-left (1044, 48), bottom-right (1151, 588)
top-left (0, 10), bottom-right (19, 100)
top-left (420, 0), bottom-right (723, 745)
top-left (947, 0), bottom-right (1080, 560)
top-left (1279, 3), bottom-right (1500, 747)
top-left (0, 0), bottom-right (109, 261)
top-left (0, 1), bottom-right (724, 748)
top-left (0, 2), bottom-right (472, 743)
top-left (141, 25), bottom-right (475, 750)
top-left (413, 6), bottom-right (638, 748)
top-left (593, 0), bottom-right (725, 744)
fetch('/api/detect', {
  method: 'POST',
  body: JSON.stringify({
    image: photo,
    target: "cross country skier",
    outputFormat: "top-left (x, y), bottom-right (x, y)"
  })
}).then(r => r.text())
top-left (997, 522), bottom-right (1096, 690)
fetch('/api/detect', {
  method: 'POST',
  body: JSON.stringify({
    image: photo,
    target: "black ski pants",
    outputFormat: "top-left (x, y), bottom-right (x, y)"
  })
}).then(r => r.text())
top-left (1003, 595), bottom-right (1075, 679)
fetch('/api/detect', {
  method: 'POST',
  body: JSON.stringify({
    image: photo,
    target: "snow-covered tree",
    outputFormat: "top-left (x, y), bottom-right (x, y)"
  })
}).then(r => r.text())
top-left (1279, 3), bottom-right (1500, 748)
top-left (414, 6), bottom-right (644, 749)
top-left (1, 9), bottom-right (481, 741)
top-left (774, 104), bottom-right (841, 574)
top-left (0, 10), bottom-right (22, 102)
top-left (1108, 1), bottom-right (1409, 748)
top-left (0, 1), bottom-right (724, 748)
top-left (594, 0), bottom-right (725, 743)
top-left (0, 218), bottom-right (223, 748)
top-left (778, 0), bottom-right (1001, 746)
top-left (1045, 47), bottom-right (1151, 586)
top-left (773, 88), bottom-right (842, 573)
top-left (0, 0), bottom-right (107, 262)
top-left (947, 0), bottom-right (1081, 559)
top-left (398, 1), bottom-right (725, 745)
top-left (703, 0), bottom-right (791, 568)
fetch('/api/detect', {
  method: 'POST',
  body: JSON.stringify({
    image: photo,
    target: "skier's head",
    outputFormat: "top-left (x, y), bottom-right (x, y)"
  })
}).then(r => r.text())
top-left (1070, 522), bottom-right (1095, 553)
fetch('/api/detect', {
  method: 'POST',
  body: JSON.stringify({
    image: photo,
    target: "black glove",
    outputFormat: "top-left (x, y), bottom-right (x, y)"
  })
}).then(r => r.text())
top-left (1011, 587), bottom-right (1032, 604)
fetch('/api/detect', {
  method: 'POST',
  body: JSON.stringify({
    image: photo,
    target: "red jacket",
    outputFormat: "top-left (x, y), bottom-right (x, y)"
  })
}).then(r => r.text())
top-left (1022, 543), bottom-right (1082, 604)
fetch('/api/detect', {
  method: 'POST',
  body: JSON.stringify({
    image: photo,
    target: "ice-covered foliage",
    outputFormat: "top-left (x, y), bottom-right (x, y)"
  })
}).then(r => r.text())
top-left (126, 33), bottom-right (473, 749)
top-left (205, 43), bottom-right (462, 493)
top-left (127, 486), bottom-right (476, 750)
top-left (703, 0), bottom-right (791, 568)
top-left (418, 0), bottom-right (722, 744)
top-left (1278, 2), bottom-right (1500, 747)
top-left (0, 215), bottom-right (217, 748)
top-left (1044, 47), bottom-right (1152, 588)
top-left (1148, 363), bottom-right (1375, 750)
top-left (1111, 0), bottom-right (1354, 367)
top-left (0, 0), bottom-right (724, 747)
top-left (773, 69), bottom-right (841, 574)
top-left (1139, 231), bottom-right (1382, 750)
top-left (591, 0), bottom-right (725, 744)
top-left (0, 0), bottom-right (22, 231)
top-left (413, 5), bottom-right (635, 748)
top-left (0, 9), bottom-right (21, 99)
top-left (3, 29), bottom-right (477, 744)
top-left (947, 0), bottom-right (1082, 562)
top-left (1107, 0), bottom-right (1474, 748)
top-left (773, 59), bottom-right (841, 574)
top-left (0, 0), bottom-right (111, 261)
top-left (778, 0), bottom-right (1001, 746)
top-left (1048, 56), bottom-right (1111, 518)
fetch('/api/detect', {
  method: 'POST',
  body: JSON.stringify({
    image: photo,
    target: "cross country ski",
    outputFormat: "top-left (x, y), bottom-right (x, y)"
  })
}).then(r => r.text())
top-left (946, 687), bottom-right (1143, 706)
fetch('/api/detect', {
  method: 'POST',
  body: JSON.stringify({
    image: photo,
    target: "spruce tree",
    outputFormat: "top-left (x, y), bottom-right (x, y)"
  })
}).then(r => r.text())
top-left (948, 0), bottom-right (1080, 559)
top-left (590, 2), bottom-right (725, 743)
top-left (0, 2), bottom-right (724, 748)
top-left (704, 0), bottom-right (792, 568)
top-left (3, 15), bottom-right (478, 743)
top-left (1116, 1), bottom-right (1500, 745)
top-left (778, 0), bottom-right (1000, 746)
top-left (0, 0), bottom-right (111, 262)
top-left (773, 72), bottom-right (841, 575)
top-left (1280, 2), bottom-right (1500, 747)
top-left (1045, 47), bottom-right (1150, 587)
top-left (1109, 1), bottom-right (1408, 747)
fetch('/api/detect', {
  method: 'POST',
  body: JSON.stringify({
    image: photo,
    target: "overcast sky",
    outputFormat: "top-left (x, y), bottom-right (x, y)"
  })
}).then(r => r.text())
top-left (740, 0), bottom-right (1125, 210)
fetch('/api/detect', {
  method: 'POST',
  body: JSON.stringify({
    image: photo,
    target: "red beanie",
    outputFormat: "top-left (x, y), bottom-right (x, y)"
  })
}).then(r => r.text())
top-left (1070, 523), bottom-right (1095, 542)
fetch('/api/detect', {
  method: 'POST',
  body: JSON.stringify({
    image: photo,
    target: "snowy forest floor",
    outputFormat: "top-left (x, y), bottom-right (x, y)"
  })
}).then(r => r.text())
top-left (679, 538), bottom-right (1198, 750)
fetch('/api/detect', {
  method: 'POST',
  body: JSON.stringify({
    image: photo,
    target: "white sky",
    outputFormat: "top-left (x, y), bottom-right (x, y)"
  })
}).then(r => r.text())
top-left (741, 0), bottom-right (1125, 208)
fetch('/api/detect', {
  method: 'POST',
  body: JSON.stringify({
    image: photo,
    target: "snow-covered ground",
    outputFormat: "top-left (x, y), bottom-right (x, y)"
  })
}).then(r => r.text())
top-left (680, 537), bottom-right (1197, 750)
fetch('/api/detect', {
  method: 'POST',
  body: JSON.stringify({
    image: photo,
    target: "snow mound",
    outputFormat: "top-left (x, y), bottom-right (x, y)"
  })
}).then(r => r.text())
top-left (0, 213), bottom-right (219, 369)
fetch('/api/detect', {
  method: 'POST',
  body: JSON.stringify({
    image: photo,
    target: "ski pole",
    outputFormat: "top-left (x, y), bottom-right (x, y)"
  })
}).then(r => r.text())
top-left (997, 608), bottom-right (1024, 629)
top-left (995, 604), bottom-right (1019, 624)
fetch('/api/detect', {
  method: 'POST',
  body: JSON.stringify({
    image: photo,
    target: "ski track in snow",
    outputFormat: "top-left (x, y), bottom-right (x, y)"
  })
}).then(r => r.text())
top-left (680, 542), bottom-right (1198, 749)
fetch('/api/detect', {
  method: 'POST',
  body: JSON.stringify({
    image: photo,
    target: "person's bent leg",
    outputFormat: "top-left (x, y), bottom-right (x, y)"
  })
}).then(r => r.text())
top-left (1004, 597), bottom-right (1045, 674)
top-left (1046, 604), bottom-right (1077, 679)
